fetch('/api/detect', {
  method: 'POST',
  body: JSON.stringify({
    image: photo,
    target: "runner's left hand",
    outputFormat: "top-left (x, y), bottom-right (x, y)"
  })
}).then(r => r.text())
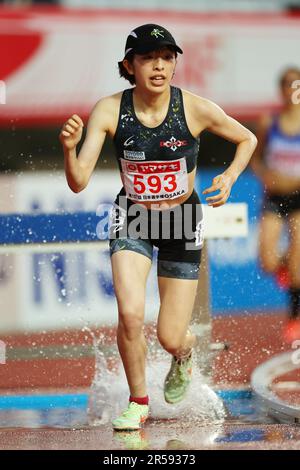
top-left (202, 173), bottom-right (234, 207)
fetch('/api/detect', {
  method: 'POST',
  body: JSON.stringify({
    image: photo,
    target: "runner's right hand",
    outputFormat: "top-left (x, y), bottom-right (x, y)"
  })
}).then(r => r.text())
top-left (59, 114), bottom-right (84, 150)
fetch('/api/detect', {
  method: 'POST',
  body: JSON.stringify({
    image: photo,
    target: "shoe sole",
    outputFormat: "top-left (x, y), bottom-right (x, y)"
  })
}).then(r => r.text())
top-left (113, 427), bottom-right (142, 431)
top-left (164, 388), bottom-right (190, 404)
top-left (112, 416), bottom-right (148, 431)
top-left (164, 395), bottom-right (186, 404)
top-left (164, 374), bottom-right (192, 404)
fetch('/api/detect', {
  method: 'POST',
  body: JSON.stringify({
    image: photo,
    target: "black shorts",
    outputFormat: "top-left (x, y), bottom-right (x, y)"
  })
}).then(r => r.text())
top-left (263, 191), bottom-right (300, 218)
top-left (109, 188), bottom-right (204, 280)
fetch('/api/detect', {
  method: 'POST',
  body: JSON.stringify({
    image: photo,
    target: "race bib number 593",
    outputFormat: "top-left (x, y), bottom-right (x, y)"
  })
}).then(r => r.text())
top-left (121, 158), bottom-right (188, 201)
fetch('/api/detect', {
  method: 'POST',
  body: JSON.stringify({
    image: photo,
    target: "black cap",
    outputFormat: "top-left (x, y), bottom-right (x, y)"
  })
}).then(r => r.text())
top-left (123, 24), bottom-right (183, 59)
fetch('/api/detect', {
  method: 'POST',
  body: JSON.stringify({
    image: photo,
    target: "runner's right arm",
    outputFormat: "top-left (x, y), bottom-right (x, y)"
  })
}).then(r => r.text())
top-left (60, 98), bottom-right (114, 193)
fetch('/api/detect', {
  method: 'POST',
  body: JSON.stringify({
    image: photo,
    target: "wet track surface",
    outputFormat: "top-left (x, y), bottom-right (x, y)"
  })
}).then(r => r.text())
top-left (0, 316), bottom-right (299, 450)
top-left (1, 419), bottom-right (300, 450)
top-left (0, 391), bottom-right (299, 450)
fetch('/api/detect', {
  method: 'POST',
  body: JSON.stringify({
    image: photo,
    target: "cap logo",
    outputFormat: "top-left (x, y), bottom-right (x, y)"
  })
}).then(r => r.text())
top-left (150, 28), bottom-right (164, 39)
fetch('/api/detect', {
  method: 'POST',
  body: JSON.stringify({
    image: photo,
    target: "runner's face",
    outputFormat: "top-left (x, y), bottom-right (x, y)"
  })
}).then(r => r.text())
top-left (132, 48), bottom-right (176, 92)
top-left (280, 71), bottom-right (300, 105)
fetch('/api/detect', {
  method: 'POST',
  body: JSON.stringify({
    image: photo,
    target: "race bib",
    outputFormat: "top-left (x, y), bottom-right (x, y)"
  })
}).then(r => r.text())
top-left (120, 158), bottom-right (189, 201)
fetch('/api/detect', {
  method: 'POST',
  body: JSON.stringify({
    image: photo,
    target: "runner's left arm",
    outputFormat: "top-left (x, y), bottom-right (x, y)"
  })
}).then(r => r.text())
top-left (198, 99), bottom-right (257, 207)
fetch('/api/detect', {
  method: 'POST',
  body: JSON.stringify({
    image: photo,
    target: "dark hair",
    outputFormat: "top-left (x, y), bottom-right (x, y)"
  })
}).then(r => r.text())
top-left (279, 66), bottom-right (300, 87)
top-left (118, 52), bottom-right (135, 85)
top-left (118, 47), bottom-right (178, 86)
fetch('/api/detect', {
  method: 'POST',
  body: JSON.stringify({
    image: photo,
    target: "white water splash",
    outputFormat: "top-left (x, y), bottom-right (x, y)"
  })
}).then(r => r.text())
top-left (87, 332), bottom-right (226, 426)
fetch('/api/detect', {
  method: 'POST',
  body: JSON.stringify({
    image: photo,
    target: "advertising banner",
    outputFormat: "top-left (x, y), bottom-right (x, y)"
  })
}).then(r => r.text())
top-left (1, 8), bottom-right (300, 125)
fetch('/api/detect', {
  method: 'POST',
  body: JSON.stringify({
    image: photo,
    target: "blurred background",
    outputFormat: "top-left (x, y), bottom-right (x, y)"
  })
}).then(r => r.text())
top-left (1, 0), bottom-right (300, 394)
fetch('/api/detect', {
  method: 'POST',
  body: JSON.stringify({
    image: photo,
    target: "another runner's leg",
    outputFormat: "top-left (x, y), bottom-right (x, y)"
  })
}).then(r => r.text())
top-left (284, 211), bottom-right (300, 342)
top-left (258, 211), bottom-right (284, 279)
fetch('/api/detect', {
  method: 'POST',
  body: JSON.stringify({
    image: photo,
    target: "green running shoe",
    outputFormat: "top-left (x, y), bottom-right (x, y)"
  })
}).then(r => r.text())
top-left (164, 354), bottom-right (193, 404)
top-left (112, 402), bottom-right (149, 431)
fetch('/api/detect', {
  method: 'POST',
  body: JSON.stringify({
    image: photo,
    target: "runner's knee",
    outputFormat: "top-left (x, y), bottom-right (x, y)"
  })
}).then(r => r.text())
top-left (118, 304), bottom-right (145, 339)
top-left (157, 331), bottom-right (183, 355)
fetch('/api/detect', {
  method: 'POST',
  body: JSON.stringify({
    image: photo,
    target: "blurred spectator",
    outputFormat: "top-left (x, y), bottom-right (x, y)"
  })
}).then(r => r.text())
top-left (251, 66), bottom-right (300, 343)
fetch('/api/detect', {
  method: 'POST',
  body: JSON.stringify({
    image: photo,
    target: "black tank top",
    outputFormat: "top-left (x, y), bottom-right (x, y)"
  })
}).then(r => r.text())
top-left (113, 86), bottom-right (199, 173)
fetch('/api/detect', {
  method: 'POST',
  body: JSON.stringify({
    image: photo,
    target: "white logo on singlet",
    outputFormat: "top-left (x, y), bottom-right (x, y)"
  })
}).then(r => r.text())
top-left (124, 136), bottom-right (135, 147)
top-left (160, 136), bottom-right (188, 152)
